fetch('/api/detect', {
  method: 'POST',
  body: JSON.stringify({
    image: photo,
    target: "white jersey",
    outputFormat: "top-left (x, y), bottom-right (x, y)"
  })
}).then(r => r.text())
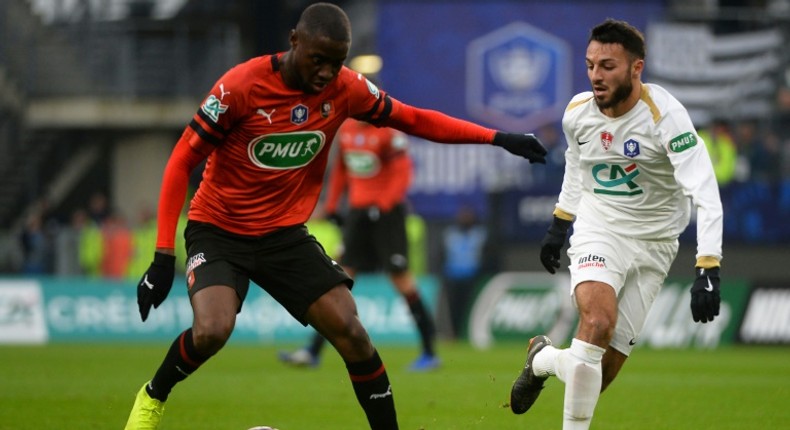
top-left (558, 83), bottom-right (722, 260)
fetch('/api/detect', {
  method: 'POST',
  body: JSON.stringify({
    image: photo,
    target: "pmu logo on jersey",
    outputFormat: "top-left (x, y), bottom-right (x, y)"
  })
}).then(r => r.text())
top-left (466, 22), bottom-right (572, 131)
top-left (291, 104), bottom-right (309, 125)
top-left (624, 139), bottom-right (640, 158)
top-left (600, 131), bottom-right (614, 151)
top-left (201, 95), bottom-right (228, 123)
top-left (248, 131), bottom-right (326, 169)
top-left (669, 132), bottom-right (697, 153)
top-left (592, 163), bottom-right (643, 196)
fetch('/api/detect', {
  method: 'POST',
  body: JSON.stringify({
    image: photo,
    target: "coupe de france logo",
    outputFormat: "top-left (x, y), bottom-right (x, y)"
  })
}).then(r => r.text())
top-left (291, 104), bottom-right (309, 125)
top-left (466, 22), bottom-right (571, 131)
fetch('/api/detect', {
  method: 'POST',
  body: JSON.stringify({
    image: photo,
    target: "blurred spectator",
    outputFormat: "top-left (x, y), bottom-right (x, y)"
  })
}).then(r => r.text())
top-left (19, 212), bottom-right (49, 274)
top-left (79, 211), bottom-right (103, 277)
top-left (54, 209), bottom-right (88, 276)
top-left (698, 119), bottom-right (738, 185)
top-left (440, 205), bottom-right (489, 339)
top-left (773, 77), bottom-right (790, 142)
top-left (99, 210), bottom-right (133, 279)
top-left (735, 120), bottom-right (782, 183)
top-left (87, 192), bottom-right (110, 225)
top-left (127, 205), bottom-right (158, 280)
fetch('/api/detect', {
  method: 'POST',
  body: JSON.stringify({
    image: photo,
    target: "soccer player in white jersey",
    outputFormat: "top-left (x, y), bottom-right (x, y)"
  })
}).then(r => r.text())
top-left (509, 19), bottom-right (723, 429)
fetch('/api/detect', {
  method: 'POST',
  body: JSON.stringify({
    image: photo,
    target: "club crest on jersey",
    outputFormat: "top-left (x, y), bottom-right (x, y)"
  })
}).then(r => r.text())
top-left (321, 101), bottom-right (333, 118)
top-left (624, 139), bottom-right (640, 158)
top-left (600, 131), bottom-right (613, 151)
top-left (201, 94), bottom-right (228, 123)
top-left (291, 104), bottom-right (309, 125)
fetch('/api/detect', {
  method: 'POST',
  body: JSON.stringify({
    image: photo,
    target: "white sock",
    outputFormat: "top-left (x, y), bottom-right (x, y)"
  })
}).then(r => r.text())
top-left (562, 339), bottom-right (605, 430)
top-left (533, 339), bottom-right (601, 383)
top-left (532, 344), bottom-right (561, 379)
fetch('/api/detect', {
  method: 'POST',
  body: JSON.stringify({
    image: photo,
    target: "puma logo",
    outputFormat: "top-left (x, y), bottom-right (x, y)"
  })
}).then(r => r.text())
top-left (257, 108), bottom-right (275, 124)
top-left (369, 385), bottom-right (392, 400)
top-left (219, 83), bottom-right (231, 100)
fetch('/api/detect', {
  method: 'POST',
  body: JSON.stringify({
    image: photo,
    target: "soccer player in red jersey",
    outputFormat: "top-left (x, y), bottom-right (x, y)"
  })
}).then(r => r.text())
top-left (279, 118), bottom-right (441, 371)
top-left (124, 3), bottom-right (546, 430)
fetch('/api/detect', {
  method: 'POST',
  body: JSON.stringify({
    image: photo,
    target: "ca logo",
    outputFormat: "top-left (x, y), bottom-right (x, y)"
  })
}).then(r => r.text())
top-left (592, 163), bottom-right (643, 196)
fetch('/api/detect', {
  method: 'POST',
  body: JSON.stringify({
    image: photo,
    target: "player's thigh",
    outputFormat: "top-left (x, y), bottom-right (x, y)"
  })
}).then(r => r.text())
top-left (190, 285), bottom-right (242, 339)
top-left (184, 221), bottom-right (253, 313)
top-left (305, 284), bottom-right (363, 336)
top-left (610, 238), bottom-right (677, 355)
top-left (567, 226), bottom-right (629, 301)
top-left (306, 285), bottom-right (373, 360)
top-left (249, 226), bottom-right (352, 325)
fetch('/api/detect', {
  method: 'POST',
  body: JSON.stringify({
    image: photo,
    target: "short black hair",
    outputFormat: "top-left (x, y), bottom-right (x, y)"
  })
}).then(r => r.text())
top-left (296, 2), bottom-right (351, 42)
top-left (589, 19), bottom-right (645, 60)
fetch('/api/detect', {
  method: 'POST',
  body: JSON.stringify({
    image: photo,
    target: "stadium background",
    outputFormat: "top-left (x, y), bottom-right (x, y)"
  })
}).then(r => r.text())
top-left (0, 0), bottom-right (788, 349)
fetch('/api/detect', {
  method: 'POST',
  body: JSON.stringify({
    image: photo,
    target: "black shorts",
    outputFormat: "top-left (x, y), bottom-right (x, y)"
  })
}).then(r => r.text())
top-left (183, 221), bottom-right (352, 325)
top-left (341, 203), bottom-right (409, 273)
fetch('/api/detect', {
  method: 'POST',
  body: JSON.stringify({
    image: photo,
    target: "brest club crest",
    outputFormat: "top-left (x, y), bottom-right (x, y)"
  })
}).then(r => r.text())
top-left (600, 131), bottom-right (614, 151)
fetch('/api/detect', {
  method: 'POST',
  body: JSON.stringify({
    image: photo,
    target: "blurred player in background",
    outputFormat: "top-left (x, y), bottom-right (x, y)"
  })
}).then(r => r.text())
top-left (509, 19), bottom-right (723, 430)
top-left (279, 117), bottom-right (440, 371)
top-left (124, 3), bottom-right (547, 430)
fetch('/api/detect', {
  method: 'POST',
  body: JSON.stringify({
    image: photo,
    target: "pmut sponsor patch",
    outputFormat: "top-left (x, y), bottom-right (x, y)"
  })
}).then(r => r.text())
top-left (669, 132), bottom-right (697, 153)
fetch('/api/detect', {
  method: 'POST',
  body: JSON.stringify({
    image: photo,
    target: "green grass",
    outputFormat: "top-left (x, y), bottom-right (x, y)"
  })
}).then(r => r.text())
top-left (1, 342), bottom-right (788, 429)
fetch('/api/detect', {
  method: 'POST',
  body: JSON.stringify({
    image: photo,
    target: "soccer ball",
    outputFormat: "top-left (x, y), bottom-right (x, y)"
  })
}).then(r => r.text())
top-left (247, 427), bottom-right (279, 430)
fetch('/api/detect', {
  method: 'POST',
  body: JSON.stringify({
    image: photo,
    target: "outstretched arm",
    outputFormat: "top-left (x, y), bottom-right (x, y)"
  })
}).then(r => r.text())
top-left (381, 97), bottom-right (546, 163)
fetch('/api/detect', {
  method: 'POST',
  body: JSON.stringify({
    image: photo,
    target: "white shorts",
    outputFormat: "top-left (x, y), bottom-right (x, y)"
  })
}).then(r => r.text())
top-left (567, 221), bottom-right (678, 356)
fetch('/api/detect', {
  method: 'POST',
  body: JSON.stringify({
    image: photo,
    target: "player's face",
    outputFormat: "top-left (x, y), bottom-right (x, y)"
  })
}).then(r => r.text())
top-left (585, 41), bottom-right (642, 111)
top-left (289, 31), bottom-right (349, 94)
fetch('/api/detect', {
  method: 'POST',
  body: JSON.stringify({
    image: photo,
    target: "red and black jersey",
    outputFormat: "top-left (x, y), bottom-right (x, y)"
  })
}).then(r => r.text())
top-left (156, 53), bottom-right (497, 248)
top-left (324, 120), bottom-right (412, 213)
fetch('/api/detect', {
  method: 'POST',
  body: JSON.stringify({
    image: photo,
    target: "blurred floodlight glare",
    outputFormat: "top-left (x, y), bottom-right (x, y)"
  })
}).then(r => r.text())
top-left (349, 55), bottom-right (383, 75)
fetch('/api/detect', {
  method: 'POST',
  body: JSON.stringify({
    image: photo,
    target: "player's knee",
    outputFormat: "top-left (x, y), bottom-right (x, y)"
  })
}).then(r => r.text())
top-left (579, 313), bottom-right (615, 340)
top-left (192, 320), bottom-right (233, 354)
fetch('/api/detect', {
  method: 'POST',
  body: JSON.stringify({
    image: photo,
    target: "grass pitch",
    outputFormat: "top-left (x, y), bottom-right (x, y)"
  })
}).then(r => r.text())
top-left (1, 342), bottom-right (788, 429)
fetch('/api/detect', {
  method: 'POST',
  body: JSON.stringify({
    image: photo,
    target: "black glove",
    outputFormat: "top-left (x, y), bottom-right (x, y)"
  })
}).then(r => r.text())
top-left (690, 266), bottom-right (721, 323)
top-left (492, 132), bottom-right (547, 164)
top-left (326, 212), bottom-right (344, 227)
top-left (137, 252), bottom-right (176, 322)
top-left (539, 217), bottom-right (572, 274)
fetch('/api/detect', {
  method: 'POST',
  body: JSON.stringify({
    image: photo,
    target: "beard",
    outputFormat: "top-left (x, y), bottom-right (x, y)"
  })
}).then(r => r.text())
top-left (595, 79), bottom-right (633, 110)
